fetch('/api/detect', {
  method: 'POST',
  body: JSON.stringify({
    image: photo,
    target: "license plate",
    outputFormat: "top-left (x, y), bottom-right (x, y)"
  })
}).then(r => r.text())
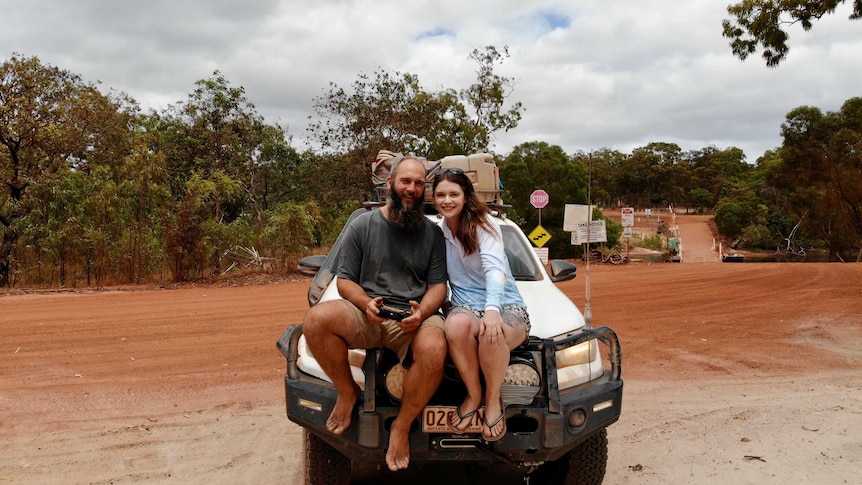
top-left (421, 406), bottom-right (485, 434)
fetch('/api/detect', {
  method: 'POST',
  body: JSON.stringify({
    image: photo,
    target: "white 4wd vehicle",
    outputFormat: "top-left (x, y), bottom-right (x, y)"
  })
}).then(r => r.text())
top-left (277, 206), bottom-right (623, 484)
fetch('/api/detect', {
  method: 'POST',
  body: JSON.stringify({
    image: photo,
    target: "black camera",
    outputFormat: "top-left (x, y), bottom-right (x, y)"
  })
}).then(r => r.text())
top-left (378, 304), bottom-right (410, 321)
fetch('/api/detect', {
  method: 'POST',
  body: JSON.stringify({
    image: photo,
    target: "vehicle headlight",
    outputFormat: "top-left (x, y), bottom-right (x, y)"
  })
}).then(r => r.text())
top-left (556, 340), bottom-right (596, 367)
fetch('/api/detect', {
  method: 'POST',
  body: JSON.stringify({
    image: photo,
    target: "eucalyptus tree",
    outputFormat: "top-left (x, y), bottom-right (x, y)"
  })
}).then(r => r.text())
top-left (770, 98), bottom-right (862, 260)
top-left (459, 45), bottom-right (524, 153)
top-left (307, 45), bottom-right (524, 206)
top-left (577, 148), bottom-right (628, 208)
top-left (153, 72), bottom-right (298, 217)
top-left (0, 54), bottom-right (136, 286)
top-left (501, 141), bottom-right (590, 256)
top-left (115, 135), bottom-right (172, 283)
top-left (615, 142), bottom-right (684, 208)
top-left (146, 72), bottom-right (304, 280)
top-left (685, 146), bottom-right (750, 211)
top-left (309, 69), bottom-right (459, 164)
top-left (723, 0), bottom-right (862, 67)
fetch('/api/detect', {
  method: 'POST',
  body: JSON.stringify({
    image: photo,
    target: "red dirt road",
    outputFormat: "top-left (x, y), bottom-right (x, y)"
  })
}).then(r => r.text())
top-left (1, 213), bottom-right (860, 484)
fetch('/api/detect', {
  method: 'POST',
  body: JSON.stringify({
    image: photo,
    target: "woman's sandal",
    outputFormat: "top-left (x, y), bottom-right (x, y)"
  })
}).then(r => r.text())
top-left (482, 401), bottom-right (507, 442)
top-left (448, 405), bottom-right (479, 434)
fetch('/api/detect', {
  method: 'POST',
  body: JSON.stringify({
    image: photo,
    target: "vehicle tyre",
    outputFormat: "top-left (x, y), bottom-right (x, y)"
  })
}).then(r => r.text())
top-left (528, 429), bottom-right (608, 485)
top-left (304, 428), bottom-right (350, 485)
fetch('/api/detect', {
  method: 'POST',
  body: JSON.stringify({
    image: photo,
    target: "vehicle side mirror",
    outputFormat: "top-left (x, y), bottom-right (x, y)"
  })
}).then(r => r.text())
top-left (549, 259), bottom-right (577, 282)
top-left (298, 254), bottom-right (327, 276)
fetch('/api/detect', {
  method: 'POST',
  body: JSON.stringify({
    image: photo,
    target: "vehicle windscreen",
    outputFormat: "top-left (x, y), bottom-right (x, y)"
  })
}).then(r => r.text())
top-left (501, 225), bottom-right (542, 281)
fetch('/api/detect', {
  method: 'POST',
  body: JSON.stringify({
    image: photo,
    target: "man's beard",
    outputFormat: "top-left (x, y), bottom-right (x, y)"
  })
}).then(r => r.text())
top-left (388, 184), bottom-right (425, 231)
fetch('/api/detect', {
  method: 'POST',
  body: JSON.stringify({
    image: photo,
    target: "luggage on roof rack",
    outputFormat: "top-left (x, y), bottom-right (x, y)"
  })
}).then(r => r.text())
top-left (370, 151), bottom-right (503, 206)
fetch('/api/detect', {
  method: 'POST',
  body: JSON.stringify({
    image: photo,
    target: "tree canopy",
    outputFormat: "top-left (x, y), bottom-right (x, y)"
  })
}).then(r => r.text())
top-left (723, 0), bottom-right (862, 66)
top-left (1, 54), bottom-right (137, 286)
top-left (2, 46), bottom-right (860, 288)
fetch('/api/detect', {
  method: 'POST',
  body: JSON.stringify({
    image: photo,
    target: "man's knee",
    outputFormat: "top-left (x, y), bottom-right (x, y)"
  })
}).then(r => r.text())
top-left (411, 329), bottom-right (447, 365)
top-left (303, 301), bottom-right (343, 339)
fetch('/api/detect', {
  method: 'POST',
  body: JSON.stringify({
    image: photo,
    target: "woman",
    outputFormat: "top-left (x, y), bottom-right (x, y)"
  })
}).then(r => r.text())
top-left (432, 168), bottom-right (530, 442)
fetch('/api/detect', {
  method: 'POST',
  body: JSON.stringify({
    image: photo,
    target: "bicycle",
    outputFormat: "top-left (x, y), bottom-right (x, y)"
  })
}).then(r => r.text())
top-left (583, 248), bottom-right (629, 265)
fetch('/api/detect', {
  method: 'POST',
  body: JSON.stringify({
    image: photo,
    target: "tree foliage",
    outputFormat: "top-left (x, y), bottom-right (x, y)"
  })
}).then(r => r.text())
top-left (711, 98), bottom-right (862, 260)
top-left (774, 98), bottom-right (862, 258)
top-left (307, 45), bottom-right (524, 205)
top-left (460, 46), bottom-right (524, 152)
top-left (0, 54), bottom-right (136, 286)
top-left (723, 0), bottom-right (862, 67)
top-left (501, 142), bottom-right (591, 256)
top-left (4, 48), bottom-right (860, 287)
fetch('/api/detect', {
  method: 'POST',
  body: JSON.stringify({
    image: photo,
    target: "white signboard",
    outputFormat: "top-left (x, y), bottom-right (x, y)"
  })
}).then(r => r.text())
top-left (570, 220), bottom-right (608, 244)
top-left (621, 207), bottom-right (634, 227)
top-left (563, 204), bottom-right (596, 232)
top-left (533, 247), bottom-right (549, 264)
top-left (623, 226), bottom-right (633, 238)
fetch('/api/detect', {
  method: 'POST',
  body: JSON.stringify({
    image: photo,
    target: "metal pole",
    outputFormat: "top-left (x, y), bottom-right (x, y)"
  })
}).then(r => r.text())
top-left (583, 152), bottom-right (593, 328)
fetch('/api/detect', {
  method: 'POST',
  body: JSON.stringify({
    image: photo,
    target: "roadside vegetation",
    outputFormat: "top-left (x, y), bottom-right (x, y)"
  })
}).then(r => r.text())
top-left (3, 22), bottom-right (861, 287)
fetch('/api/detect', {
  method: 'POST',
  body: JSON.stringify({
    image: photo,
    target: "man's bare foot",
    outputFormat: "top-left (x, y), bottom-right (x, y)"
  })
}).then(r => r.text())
top-left (326, 385), bottom-right (360, 435)
top-left (385, 424), bottom-right (411, 471)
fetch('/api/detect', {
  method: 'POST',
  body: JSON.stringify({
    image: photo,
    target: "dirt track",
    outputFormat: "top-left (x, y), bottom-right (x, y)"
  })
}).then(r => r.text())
top-left (1, 213), bottom-right (860, 484)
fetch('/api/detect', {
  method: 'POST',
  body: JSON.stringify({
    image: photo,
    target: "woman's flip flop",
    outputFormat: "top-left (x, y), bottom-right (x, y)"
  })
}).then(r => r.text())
top-left (448, 405), bottom-right (479, 434)
top-left (482, 402), bottom-right (507, 442)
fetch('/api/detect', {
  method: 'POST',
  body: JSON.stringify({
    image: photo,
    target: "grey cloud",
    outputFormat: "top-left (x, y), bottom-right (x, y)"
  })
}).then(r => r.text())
top-left (1, 0), bottom-right (859, 161)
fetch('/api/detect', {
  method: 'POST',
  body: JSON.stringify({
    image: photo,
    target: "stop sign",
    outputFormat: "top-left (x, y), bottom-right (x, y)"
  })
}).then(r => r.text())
top-left (530, 189), bottom-right (549, 209)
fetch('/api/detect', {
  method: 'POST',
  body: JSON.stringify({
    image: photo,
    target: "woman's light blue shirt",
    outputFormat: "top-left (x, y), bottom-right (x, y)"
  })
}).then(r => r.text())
top-left (439, 216), bottom-right (526, 313)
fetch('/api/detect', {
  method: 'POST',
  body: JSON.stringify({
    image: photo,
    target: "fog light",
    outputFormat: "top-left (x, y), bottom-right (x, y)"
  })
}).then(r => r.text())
top-left (568, 408), bottom-right (586, 428)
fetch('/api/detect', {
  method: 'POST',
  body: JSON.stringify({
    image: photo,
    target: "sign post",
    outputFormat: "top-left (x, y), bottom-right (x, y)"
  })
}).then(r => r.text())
top-left (564, 204), bottom-right (596, 327)
top-left (621, 207), bottom-right (634, 259)
top-left (529, 190), bottom-right (551, 261)
top-left (530, 189), bottom-right (549, 226)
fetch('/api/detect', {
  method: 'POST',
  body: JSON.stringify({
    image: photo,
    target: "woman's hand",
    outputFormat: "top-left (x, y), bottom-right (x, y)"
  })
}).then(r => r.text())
top-left (480, 309), bottom-right (505, 345)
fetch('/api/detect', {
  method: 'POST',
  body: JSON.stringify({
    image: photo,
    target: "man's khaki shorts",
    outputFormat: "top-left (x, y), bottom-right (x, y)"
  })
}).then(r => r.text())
top-left (340, 300), bottom-right (445, 362)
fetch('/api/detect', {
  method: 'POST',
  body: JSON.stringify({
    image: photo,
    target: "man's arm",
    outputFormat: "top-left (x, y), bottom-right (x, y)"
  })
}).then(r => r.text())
top-left (337, 278), bottom-right (385, 323)
top-left (417, 282), bottom-right (447, 318)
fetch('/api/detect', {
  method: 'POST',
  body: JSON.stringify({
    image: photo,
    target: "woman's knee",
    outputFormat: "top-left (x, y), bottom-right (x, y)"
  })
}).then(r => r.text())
top-left (445, 314), bottom-right (475, 340)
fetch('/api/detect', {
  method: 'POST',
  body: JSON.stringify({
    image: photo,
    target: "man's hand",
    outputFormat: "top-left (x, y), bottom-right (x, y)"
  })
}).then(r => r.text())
top-left (396, 300), bottom-right (422, 333)
top-left (366, 296), bottom-right (386, 323)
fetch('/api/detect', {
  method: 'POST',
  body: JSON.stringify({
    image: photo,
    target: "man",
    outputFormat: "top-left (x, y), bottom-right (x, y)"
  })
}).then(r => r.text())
top-left (302, 157), bottom-right (448, 472)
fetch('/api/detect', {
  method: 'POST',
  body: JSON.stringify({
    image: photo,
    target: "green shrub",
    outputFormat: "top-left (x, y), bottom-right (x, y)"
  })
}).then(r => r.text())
top-left (633, 234), bottom-right (664, 251)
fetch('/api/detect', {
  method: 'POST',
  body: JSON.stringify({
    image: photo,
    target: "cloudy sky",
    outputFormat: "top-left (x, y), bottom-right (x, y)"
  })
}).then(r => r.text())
top-left (2, 0), bottom-right (860, 162)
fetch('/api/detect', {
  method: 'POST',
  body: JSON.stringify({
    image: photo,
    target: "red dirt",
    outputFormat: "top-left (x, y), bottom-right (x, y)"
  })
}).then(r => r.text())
top-left (1, 212), bottom-right (860, 483)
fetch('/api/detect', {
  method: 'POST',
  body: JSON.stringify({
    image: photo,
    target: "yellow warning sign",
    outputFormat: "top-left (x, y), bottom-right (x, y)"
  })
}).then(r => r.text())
top-left (528, 225), bottom-right (552, 248)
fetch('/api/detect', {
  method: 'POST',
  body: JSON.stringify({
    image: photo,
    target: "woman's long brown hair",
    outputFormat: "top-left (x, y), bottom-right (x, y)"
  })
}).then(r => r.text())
top-left (432, 170), bottom-right (495, 255)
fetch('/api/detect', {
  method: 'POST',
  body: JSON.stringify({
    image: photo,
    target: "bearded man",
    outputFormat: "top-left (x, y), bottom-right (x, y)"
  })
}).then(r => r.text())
top-left (302, 157), bottom-right (448, 472)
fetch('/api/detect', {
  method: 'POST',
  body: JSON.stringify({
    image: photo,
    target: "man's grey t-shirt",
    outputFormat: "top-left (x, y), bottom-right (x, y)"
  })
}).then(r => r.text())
top-left (338, 209), bottom-right (447, 310)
